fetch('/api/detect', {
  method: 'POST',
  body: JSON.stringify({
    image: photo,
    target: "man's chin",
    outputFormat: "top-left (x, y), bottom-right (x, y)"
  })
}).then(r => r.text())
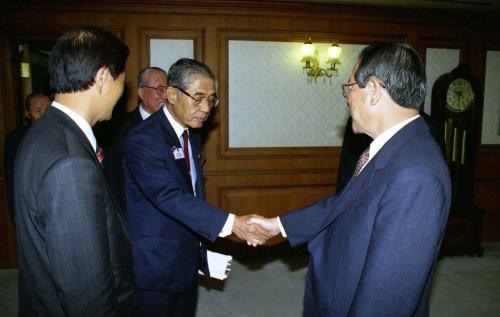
top-left (352, 122), bottom-right (362, 134)
top-left (190, 119), bottom-right (206, 128)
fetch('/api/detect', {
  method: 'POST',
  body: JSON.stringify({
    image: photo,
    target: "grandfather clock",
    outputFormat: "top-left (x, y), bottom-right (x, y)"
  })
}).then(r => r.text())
top-left (431, 63), bottom-right (485, 257)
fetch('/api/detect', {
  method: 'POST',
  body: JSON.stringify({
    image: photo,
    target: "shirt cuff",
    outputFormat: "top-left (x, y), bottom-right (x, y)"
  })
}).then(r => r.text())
top-left (277, 216), bottom-right (287, 238)
top-left (218, 213), bottom-right (235, 237)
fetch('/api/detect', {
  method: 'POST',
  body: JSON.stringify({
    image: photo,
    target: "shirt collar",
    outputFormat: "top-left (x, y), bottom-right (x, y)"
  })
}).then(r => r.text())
top-left (51, 101), bottom-right (97, 152)
top-left (139, 104), bottom-right (152, 120)
top-left (369, 115), bottom-right (420, 159)
top-left (162, 105), bottom-right (187, 139)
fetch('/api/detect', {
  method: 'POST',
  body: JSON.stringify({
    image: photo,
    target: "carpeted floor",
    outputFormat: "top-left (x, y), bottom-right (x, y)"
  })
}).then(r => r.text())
top-left (1, 243), bottom-right (499, 316)
top-left (196, 242), bottom-right (500, 317)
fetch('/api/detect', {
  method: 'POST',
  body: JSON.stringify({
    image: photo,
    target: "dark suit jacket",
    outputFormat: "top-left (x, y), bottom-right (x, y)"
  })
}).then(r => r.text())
top-left (281, 117), bottom-right (451, 317)
top-left (123, 109), bottom-right (228, 294)
top-left (336, 112), bottom-right (445, 193)
top-left (3, 125), bottom-right (29, 222)
top-left (14, 106), bottom-right (136, 316)
top-left (104, 106), bottom-right (143, 210)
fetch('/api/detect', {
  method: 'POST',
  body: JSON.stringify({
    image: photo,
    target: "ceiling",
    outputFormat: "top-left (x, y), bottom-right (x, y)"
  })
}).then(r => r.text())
top-left (272, 0), bottom-right (500, 14)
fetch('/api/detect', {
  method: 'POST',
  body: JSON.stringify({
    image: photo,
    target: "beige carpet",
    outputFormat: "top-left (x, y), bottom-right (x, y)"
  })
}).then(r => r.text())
top-left (1, 243), bottom-right (499, 316)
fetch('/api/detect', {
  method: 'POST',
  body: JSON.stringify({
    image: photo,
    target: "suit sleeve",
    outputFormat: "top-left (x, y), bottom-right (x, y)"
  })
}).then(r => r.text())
top-left (348, 167), bottom-right (449, 316)
top-left (280, 194), bottom-right (339, 246)
top-left (39, 157), bottom-right (119, 317)
top-left (124, 130), bottom-right (228, 241)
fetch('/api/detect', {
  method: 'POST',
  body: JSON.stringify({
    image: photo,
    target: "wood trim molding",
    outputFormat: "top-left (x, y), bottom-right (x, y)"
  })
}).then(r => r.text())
top-left (416, 37), bottom-right (469, 64)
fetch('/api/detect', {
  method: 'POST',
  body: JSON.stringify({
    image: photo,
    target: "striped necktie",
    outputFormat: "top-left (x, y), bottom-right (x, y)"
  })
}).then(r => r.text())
top-left (353, 147), bottom-right (370, 177)
top-left (96, 146), bottom-right (104, 164)
top-left (182, 130), bottom-right (190, 175)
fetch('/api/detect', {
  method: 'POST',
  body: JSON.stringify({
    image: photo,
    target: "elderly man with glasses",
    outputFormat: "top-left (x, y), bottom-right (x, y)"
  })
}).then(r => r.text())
top-left (122, 58), bottom-right (271, 317)
top-left (104, 66), bottom-right (167, 209)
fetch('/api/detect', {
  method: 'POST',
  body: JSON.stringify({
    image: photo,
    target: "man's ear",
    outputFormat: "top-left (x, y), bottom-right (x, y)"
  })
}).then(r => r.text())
top-left (137, 87), bottom-right (144, 100)
top-left (369, 79), bottom-right (382, 106)
top-left (24, 109), bottom-right (30, 121)
top-left (166, 86), bottom-right (178, 105)
top-left (94, 67), bottom-right (108, 95)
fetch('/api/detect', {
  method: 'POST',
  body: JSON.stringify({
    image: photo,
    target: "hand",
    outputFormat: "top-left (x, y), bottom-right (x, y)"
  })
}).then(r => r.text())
top-left (233, 214), bottom-right (274, 247)
top-left (247, 216), bottom-right (281, 238)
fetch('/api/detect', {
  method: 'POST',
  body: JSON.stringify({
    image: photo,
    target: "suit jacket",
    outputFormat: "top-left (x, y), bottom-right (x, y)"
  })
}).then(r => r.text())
top-left (123, 109), bottom-right (228, 293)
top-left (14, 106), bottom-right (136, 316)
top-left (281, 117), bottom-right (451, 317)
top-left (336, 112), bottom-right (445, 194)
top-left (3, 125), bottom-right (29, 222)
top-left (103, 106), bottom-right (143, 210)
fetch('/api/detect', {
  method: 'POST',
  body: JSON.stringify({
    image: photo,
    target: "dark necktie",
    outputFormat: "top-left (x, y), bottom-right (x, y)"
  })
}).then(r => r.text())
top-left (96, 146), bottom-right (104, 164)
top-left (182, 130), bottom-right (190, 175)
top-left (353, 147), bottom-right (370, 177)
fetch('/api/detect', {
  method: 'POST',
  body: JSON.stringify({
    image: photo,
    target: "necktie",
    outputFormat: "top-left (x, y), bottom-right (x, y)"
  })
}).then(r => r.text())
top-left (353, 147), bottom-right (369, 177)
top-left (182, 130), bottom-right (190, 175)
top-left (96, 146), bottom-right (104, 164)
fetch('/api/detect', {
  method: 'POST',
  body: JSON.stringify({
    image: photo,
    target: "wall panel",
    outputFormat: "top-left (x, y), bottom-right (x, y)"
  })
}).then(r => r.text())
top-left (1, 0), bottom-right (499, 267)
top-left (219, 184), bottom-right (334, 245)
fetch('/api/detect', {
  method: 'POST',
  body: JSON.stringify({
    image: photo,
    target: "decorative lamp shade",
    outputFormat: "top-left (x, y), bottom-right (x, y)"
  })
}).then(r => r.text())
top-left (328, 44), bottom-right (342, 59)
top-left (301, 42), bottom-right (315, 58)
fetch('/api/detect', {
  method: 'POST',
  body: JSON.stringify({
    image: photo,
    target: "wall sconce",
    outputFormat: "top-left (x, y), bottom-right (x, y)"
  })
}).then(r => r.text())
top-left (301, 38), bottom-right (342, 83)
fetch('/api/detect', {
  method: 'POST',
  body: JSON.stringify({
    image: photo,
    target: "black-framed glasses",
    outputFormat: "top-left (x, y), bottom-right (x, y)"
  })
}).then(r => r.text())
top-left (341, 81), bottom-right (386, 98)
top-left (341, 82), bottom-right (358, 98)
top-left (171, 85), bottom-right (220, 108)
top-left (141, 85), bottom-right (168, 96)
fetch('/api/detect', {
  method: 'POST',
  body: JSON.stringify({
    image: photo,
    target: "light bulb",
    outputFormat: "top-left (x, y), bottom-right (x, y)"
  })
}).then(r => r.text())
top-left (328, 44), bottom-right (342, 59)
top-left (302, 42), bottom-right (315, 57)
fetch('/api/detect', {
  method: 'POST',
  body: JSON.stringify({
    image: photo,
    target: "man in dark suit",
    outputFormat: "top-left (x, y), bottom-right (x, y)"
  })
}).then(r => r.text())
top-left (250, 43), bottom-right (452, 316)
top-left (3, 92), bottom-right (50, 222)
top-left (123, 58), bottom-right (270, 317)
top-left (14, 28), bottom-right (136, 316)
top-left (104, 66), bottom-right (167, 209)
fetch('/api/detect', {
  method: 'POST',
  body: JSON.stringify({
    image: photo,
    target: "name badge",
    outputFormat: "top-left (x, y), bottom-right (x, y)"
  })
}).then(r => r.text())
top-left (172, 147), bottom-right (185, 160)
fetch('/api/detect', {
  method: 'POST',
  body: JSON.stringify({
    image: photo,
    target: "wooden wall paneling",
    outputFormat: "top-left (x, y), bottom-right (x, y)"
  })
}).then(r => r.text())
top-left (219, 183), bottom-right (335, 245)
top-left (474, 146), bottom-right (500, 241)
top-left (0, 29), bottom-right (17, 267)
top-left (416, 37), bottom-right (469, 66)
top-left (0, 30), bottom-right (16, 268)
top-left (1, 1), bottom-right (500, 268)
top-left (0, 181), bottom-right (16, 268)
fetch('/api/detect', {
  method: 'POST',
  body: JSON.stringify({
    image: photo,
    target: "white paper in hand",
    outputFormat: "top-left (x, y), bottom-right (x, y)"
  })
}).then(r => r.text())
top-left (198, 250), bottom-right (232, 280)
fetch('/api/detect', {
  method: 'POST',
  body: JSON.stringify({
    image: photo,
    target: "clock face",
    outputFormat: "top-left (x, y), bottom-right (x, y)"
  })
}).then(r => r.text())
top-left (446, 78), bottom-right (475, 113)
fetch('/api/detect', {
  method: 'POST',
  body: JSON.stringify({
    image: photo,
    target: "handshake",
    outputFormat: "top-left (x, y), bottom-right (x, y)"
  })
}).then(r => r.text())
top-left (232, 215), bottom-right (282, 247)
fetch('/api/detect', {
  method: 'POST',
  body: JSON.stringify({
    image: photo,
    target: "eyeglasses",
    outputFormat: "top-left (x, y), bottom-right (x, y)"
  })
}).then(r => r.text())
top-left (171, 85), bottom-right (220, 108)
top-left (341, 82), bottom-right (358, 98)
top-left (341, 81), bottom-right (386, 98)
top-left (141, 85), bottom-right (168, 96)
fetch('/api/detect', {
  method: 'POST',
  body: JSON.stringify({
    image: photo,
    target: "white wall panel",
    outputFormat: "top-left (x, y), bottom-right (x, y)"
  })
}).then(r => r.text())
top-left (150, 39), bottom-right (194, 71)
top-left (482, 50), bottom-right (500, 144)
top-left (424, 48), bottom-right (460, 114)
top-left (228, 41), bottom-right (366, 148)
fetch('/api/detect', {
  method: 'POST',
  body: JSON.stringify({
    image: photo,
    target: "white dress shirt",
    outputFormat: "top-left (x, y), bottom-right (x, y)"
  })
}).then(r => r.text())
top-left (51, 101), bottom-right (97, 152)
top-left (162, 106), bottom-right (235, 237)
